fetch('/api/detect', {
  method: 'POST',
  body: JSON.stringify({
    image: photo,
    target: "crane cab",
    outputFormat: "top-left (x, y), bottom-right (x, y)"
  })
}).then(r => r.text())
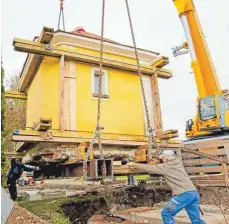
top-left (186, 95), bottom-right (229, 138)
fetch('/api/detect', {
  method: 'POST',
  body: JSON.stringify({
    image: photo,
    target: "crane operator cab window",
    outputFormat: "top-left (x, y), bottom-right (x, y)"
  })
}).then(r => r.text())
top-left (218, 96), bottom-right (229, 127)
top-left (199, 96), bottom-right (216, 121)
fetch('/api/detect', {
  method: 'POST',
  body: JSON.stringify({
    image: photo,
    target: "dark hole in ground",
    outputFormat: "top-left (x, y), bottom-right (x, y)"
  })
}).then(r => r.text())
top-left (61, 186), bottom-right (171, 224)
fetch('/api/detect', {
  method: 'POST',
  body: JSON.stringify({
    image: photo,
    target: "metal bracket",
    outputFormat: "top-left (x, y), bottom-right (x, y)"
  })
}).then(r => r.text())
top-left (41, 132), bottom-right (53, 141)
top-left (45, 43), bottom-right (53, 51)
top-left (172, 43), bottom-right (189, 57)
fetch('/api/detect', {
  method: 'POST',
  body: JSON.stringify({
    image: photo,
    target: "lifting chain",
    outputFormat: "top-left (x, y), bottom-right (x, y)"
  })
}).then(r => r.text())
top-left (125, 0), bottom-right (159, 161)
top-left (83, 0), bottom-right (106, 180)
top-left (58, 0), bottom-right (66, 31)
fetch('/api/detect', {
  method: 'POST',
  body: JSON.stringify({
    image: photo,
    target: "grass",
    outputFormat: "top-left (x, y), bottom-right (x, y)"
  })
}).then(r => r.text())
top-left (115, 174), bottom-right (149, 181)
top-left (19, 195), bottom-right (101, 224)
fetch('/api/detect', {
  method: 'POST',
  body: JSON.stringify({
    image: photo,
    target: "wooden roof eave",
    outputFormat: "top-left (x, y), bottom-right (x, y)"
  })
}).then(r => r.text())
top-left (15, 38), bottom-right (172, 92)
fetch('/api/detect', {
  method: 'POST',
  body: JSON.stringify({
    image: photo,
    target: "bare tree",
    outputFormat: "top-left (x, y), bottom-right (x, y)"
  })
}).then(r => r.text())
top-left (5, 74), bottom-right (26, 152)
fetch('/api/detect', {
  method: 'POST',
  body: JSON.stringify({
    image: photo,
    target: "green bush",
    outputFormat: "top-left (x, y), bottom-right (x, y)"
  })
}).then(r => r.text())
top-left (1, 61), bottom-right (6, 185)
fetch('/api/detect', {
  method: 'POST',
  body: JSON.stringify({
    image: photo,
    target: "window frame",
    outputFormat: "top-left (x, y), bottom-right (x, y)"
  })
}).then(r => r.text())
top-left (91, 68), bottom-right (109, 99)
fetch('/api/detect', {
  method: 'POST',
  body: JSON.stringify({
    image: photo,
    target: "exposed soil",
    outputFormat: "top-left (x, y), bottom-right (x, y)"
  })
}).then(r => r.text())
top-left (199, 187), bottom-right (229, 215)
top-left (60, 185), bottom-right (171, 224)
top-left (19, 184), bottom-right (171, 224)
top-left (17, 183), bottom-right (229, 224)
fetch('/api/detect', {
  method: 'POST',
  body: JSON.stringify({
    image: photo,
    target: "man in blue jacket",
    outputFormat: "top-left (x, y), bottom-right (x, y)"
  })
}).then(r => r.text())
top-left (7, 159), bottom-right (40, 201)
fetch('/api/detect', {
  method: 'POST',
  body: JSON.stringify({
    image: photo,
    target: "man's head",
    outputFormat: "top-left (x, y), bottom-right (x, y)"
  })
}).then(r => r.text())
top-left (15, 158), bottom-right (22, 165)
top-left (159, 150), bottom-right (175, 163)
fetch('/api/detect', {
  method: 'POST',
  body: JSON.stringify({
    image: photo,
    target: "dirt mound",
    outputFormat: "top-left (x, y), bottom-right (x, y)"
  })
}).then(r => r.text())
top-left (199, 187), bottom-right (229, 214)
top-left (61, 185), bottom-right (171, 224)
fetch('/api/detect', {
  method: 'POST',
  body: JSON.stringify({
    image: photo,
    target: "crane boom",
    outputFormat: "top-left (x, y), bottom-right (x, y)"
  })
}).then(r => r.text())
top-left (173, 0), bottom-right (222, 97)
top-left (172, 0), bottom-right (229, 138)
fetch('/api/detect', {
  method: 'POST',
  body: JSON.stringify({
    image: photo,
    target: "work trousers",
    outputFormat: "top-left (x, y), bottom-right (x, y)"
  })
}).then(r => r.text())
top-left (127, 175), bottom-right (135, 185)
top-left (7, 182), bottom-right (17, 201)
top-left (161, 191), bottom-right (206, 224)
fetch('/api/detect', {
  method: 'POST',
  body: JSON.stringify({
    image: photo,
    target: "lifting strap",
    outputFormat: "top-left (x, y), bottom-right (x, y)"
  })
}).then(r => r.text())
top-left (83, 0), bottom-right (106, 180)
top-left (57, 0), bottom-right (66, 31)
top-left (125, 0), bottom-right (159, 161)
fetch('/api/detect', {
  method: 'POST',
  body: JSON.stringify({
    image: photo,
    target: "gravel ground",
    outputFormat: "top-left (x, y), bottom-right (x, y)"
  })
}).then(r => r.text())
top-left (199, 187), bottom-right (229, 215)
top-left (6, 204), bottom-right (49, 224)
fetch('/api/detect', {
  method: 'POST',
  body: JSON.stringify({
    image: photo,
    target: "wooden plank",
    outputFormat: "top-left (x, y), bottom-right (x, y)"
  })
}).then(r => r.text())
top-left (150, 56), bottom-right (169, 68)
top-left (137, 140), bottom-right (181, 150)
top-left (191, 174), bottom-right (228, 181)
top-left (63, 70), bottom-right (70, 131)
top-left (34, 122), bottom-right (51, 131)
top-left (185, 165), bottom-right (228, 174)
top-left (113, 165), bottom-right (146, 175)
top-left (19, 54), bottom-right (43, 92)
top-left (196, 183), bottom-right (227, 187)
top-left (13, 38), bottom-right (172, 86)
top-left (12, 134), bottom-right (149, 148)
top-left (19, 28), bottom-right (54, 92)
top-left (33, 118), bottom-right (52, 131)
top-left (59, 55), bottom-right (65, 132)
top-left (63, 61), bottom-right (77, 131)
top-left (182, 149), bottom-right (226, 157)
top-left (5, 91), bottom-right (27, 100)
top-left (176, 148), bottom-right (182, 158)
top-left (142, 75), bottom-right (155, 135)
top-left (183, 135), bottom-right (229, 149)
top-left (68, 62), bottom-right (77, 131)
top-left (158, 133), bottom-right (179, 140)
top-left (150, 72), bottom-right (163, 136)
top-left (224, 143), bottom-right (229, 162)
top-left (15, 142), bottom-right (26, 151)
top-left (14, 129), bottom-right (148, 140)
top-left (181, 147), bottom-right (229, 164)
top-left (194, 180), bottom-right (226, 184)
top-left (40, 117), bottom-right (52, 123)
top-left (113, 161), bottom-right (122, 166)
top-left (161, 129), bottom-right (178, 135)
top-left (5, 152), bottom-right (24, 159)
top-left (38, 26), bottom-right (54, 44)
top-left (223, 163), bottom-right (229, 185)
top-left (193, 180), bottom-right (227, 187)
top-left (183, 158), bottom-right (225, 165)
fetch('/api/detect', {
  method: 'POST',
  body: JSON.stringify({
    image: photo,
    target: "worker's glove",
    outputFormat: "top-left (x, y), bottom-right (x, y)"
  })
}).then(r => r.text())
top-left (34, 166), bottom-right (40, 171)
top-left (127, 162), bottom-right (135, 169)
top-left (121, 158), bottom-right (129, 165)
top-left (148, 158), bottom-right (161, 165)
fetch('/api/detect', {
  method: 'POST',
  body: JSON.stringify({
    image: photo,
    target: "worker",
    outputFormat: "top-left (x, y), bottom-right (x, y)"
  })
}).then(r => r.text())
top-left (127, 174), bottom-right (135, 186)
top-left (121, 157), bottom-right (136, 185)
top-left (7, 158), bottom-right (40, 201)
top-left (127, 150), bottom-right (206, 224)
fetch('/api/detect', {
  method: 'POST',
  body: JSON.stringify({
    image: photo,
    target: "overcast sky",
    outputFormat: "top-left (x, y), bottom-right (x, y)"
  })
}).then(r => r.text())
top-left (1, 0), bottom-right (229, 139)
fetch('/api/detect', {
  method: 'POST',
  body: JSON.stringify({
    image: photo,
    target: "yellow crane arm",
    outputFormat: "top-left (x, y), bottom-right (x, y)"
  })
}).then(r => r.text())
top-left (173, 0), bottom-right (222, 97)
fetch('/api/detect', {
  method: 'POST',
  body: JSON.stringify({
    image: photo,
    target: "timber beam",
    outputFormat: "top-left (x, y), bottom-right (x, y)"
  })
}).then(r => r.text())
top-left (12, 130), bottom-right (181, 152)
top-left (13, 38), bottom-right (172, 80)
top-left (38, 26), bottom-right (54, 44)
top-left (150, 72), bottom-right (163, 135)
top-left (13, 134), bottom-right (148, 148)
top-left (181, 147), bottom-right (229, 165)
top-left (150, 56), bottom-right (169, 68)
top-left (19, 54), bottom-right (43, 92)
top-left (5, 91), bottom-right (27, 100)
top-left (5, 152), bottom-right (24, 159)
top-left (19, 26), bottom-right (54, 92)
top-left (183, 135), bottom-right (229, 149)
